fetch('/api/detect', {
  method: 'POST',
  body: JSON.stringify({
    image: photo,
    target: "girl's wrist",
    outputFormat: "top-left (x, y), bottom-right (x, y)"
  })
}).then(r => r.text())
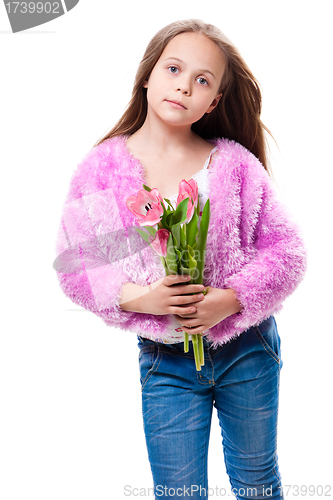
top-left (223, 288), bottom-right (243, 316)
top-left (119, 282), bottom-right (147, 312)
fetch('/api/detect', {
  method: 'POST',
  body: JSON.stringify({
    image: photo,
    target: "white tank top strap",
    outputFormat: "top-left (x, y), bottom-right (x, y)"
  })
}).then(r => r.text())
top-left (166, 147), bottom-right (218, 203)
top-left (203, 146), bottom-right (218, 170)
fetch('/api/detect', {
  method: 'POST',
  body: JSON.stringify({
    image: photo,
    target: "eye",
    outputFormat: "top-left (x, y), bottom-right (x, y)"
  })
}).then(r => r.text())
top-left (197, 77), bottom-right (208, 86)
top-left (168, 66), bottom-right (179, 74)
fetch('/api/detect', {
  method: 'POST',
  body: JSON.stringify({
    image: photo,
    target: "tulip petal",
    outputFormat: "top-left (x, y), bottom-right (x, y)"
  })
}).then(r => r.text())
top-left (176, 178), bottom-right (198, 223)
top-left (149, 229), bottom-right (170, 256)
top-left (126, 188), bottom-right (163, 226)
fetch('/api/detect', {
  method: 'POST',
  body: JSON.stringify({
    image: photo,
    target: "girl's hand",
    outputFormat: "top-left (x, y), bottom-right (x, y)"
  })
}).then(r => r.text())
top-left (173, 287), bottom-right (242, 334)
top-left (137, 275), bottom-right (206, 316)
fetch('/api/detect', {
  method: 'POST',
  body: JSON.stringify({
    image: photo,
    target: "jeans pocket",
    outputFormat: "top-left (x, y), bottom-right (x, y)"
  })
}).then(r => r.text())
top-left (254, 317), bottom-right (282, 365)
top-left (138, 344), bottom-right (161, 389)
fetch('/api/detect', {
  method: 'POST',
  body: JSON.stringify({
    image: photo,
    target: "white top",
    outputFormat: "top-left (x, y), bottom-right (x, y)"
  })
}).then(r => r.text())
top-left (153, 146), bottom-right (218, 344)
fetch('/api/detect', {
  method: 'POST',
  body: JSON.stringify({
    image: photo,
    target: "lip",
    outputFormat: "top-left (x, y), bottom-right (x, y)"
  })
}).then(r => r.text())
top-left (165, 99), bottom-right (187, 110)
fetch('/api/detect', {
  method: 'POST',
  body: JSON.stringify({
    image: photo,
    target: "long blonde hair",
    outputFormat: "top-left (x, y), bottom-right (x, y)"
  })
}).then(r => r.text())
top-left (94, 19), bottom-right (273, 171)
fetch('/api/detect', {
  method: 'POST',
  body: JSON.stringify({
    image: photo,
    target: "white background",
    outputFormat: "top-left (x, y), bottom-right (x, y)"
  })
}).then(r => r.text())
top-left (1, 1), bottom-right (332, 499)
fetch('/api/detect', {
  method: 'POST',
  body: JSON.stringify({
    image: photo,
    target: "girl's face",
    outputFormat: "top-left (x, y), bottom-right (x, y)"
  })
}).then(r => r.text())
top-left (143, 32), bottom-right (226, 130)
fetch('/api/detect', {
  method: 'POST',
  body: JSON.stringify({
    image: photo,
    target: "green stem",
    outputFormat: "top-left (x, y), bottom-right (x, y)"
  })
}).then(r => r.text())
top-left (198, 335), bottom-right (204, 366)
top-left (191, 335), bottom-right (201, 371)
top-left (184, 332), bottom-right (189, 353)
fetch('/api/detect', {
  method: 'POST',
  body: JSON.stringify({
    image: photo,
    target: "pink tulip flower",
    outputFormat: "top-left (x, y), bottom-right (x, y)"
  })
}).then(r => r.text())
top-left (126, 188), bottom-right (164, 226)
top-left (149, 229), bottom-right (170, 257)
top-left (176, 179), bottom-right (198, 222)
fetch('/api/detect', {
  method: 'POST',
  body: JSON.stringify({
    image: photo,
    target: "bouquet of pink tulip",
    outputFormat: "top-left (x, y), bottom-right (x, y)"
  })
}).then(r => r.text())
top-left (126, 179), bottom-right (210, 371)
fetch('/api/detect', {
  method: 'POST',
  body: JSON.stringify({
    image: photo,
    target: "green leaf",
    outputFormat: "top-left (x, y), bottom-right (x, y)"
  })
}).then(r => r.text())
top-left (134, 227), bottom-right (151, 244)
top-left (186, 210), bottom-right (198, 248)
top-left (144, 226), bottom-right (157, 237)
top-left (178, 263), bottom-right (191, 276)
top-left (160, 201), bottom-right (174, 230)
top-left (199, 198), bottom-right (210, 235)
top-left (165, 212), bottom-right (173, 228)
top-left (180, 225), bottom-right (186, 248)
top-left (186, 244), bottom-right (197, 281)
top-left (171, 223), bottom-right (181, 249)
top-left (143, 184), bottom-right (152, 192)
top-left (188, 253), bottom-right (197, 269)
top-left (169, 198), bottom-right (189, 226)
top-left (195, 199), bottom-right (210, 284)
top-left (165, 232), bottom-right (178, 274)
top-left (175, 247), bottom-right (182, 263)
top-left (164, 198), bottom-right (174, 210)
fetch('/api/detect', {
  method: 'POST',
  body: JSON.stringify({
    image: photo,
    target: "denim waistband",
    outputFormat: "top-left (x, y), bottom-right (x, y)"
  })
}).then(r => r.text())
top-left (137, 334), bottom-right (236, 357)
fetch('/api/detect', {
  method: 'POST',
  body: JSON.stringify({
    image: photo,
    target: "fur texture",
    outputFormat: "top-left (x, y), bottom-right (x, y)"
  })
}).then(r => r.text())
top-left (56, 135), bottom-right (306, 346)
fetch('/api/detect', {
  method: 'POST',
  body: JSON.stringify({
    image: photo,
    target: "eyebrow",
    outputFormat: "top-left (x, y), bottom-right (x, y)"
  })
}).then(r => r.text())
top-left (164, 57), bottom-right (217, 79)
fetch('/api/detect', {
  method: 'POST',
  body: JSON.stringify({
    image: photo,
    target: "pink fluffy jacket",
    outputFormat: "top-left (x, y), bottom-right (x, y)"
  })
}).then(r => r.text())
top-left (55, 135), bottom-right (306, 346)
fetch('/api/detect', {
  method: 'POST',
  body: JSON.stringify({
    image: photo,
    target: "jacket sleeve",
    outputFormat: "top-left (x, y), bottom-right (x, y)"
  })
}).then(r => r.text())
top-left (54, 146), bottom-right (138, 327)
top-left (224, 149), bottom-right (307, 331)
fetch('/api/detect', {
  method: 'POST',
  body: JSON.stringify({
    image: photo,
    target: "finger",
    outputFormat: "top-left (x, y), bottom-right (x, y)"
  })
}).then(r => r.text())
top-left (174, 315), bottom-right (199, 328)
top-left (173, 305), bottom-right (197, 316)
top-left (170, 292), bottom-right (204, 307)
top-left (180, 293), bottom-right (204, 304)
top-left (181, 325), bottom-right (205, 334)
top-left (174, 312), bottom-right (196, 320)
top-left (170, 284), bottom-right (205, 296)
top-left (180, 319), bottom-right (199, 328)
top-left (165, 274), bottom-right (191, 286)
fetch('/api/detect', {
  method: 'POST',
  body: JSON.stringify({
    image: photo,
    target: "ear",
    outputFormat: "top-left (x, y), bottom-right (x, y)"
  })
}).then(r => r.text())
top-left (206, 93), bottom-right (222, 114)
top-left (143, 79), bottom-right (149, 89)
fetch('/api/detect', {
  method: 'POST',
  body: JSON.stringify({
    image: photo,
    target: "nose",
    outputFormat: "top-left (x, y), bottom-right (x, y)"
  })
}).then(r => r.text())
top-left (177, 87), bottom-right (190, 95)
top-left (176, 77), bottom-right (191, 96)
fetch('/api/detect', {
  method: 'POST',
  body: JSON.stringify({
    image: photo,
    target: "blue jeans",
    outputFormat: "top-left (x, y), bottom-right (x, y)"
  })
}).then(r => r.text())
top-left (138, 317), bottom-right (284, 499)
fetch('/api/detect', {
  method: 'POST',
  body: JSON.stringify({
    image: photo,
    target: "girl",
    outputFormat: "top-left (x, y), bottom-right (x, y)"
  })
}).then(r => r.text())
top-left (55, 19), bottom-right (306, 499)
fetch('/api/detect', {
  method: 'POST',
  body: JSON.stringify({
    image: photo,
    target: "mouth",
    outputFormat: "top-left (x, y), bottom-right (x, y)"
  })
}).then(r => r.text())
top-left (165, 100), bottom-right (187, 110)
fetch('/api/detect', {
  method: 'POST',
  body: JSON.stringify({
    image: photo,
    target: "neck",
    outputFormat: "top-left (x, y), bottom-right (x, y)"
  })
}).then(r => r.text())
top-left (132, 113), bottom-right (198, 156)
